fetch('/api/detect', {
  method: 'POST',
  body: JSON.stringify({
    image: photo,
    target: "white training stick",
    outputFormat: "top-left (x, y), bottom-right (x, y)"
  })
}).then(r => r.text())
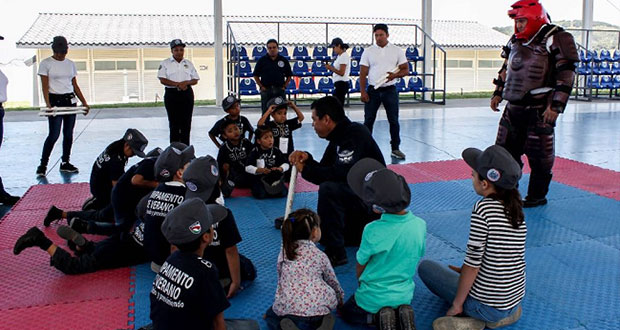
top-left (38, 106), bottom-right (88, 117)
top-left (284, 165), bottom-right (298, 221)
top-left (373, 67), bottom-right (400, 89)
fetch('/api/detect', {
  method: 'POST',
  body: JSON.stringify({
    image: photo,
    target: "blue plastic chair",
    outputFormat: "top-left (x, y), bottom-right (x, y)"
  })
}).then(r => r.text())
top-left (286, 79), bottom-right (298, 95)
top-left (600, 76), bottom-right (613, 89)
top-left (592, 50), bottom-right (602, 63)
top-left (611, 62), bottom-right (620, 75)
top-left (318, 77), bottom-right (335, 93)
top-left (612, 76), bottom-right (620, 89)
top-left (599, 62), bottom-right (612, 75)
top-left (236, 61), bottom-right (253, 77)
top-left (350, 60), bottom-right (360, 76)
top-left (395, 78), bottom-right (408, 92)
top-left (348, 79), bottom-right (360, 93)
top-left (577, 62), bottom-right (592, 75)
top-left (613, 49), bottom-right (620, 62)
top-left (351, 46), bottom-right (364, 60)
top-left (292, 61), bottom-right (310, 77)
top-left (599, 49), bottom-right (612, 62)
top-left (311, 61), bottom-right (330, 76)
top-left (312, 46), bottom-right (330, 60)
top-left (278, 46), bottom-right (290, 60)
top-left (406, 46), bottom-right (422, 61)
top-left (239, 78), bottom-right (260, 95)
top-left (408, 62), bottom-right (417, 76)
top-left (589, 76), bottom-right (602, 89)
top-left (298, 77), bottom-right (317, 94)
top-left (408, 77), bottom-right (427, 92)
top-left (231, 46), bottom-right (248, 61)
top-left (292, 46), bottom-right (311, 60)
top-left (252, 46), bottom-right (267, 61)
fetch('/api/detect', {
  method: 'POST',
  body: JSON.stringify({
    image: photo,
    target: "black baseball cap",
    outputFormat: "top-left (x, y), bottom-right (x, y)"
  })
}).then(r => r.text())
top-left (183, 156), bottom-right (220, 202)
top-left (161, 198), bottom-right (228, 245)
top-left (123, 128), bottom-right (148, 157)
top-left (462, 145), bottom-right (522, 190)
top-left (170, 39), bottom-right (186, 49)
top-left (144, 147), bottom-right (163, 159)
top-left (347, 158), bottom-right (411, 213)
top-left (266, 96), bottom-right (287, 111)
top-left (155, 145), bottom-right (196, 181)
top-left (222, 95), bottom-right (239, 111)
top-left (328, 38), bottom-right (344, 48)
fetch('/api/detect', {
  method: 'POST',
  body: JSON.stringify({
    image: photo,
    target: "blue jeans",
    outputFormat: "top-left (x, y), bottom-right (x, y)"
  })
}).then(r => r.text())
top-left (264, 306), bottom-right (326, 330)
top-left (417, 260), bottom-right (521, 323)
top-left (40, 93), bottom-right (77, 165)
top-left (363, 85), bottom-right (400, 150)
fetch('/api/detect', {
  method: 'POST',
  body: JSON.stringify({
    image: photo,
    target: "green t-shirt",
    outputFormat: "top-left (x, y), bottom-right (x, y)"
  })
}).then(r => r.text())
top-left (355, 211), bottom-right (427, 313)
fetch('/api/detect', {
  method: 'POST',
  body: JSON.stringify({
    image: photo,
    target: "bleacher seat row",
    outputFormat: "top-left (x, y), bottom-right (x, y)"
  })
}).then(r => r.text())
top-left (231, 45), bottom-right (425, 63)
top-left (236, 59), bottom-right (419, 78)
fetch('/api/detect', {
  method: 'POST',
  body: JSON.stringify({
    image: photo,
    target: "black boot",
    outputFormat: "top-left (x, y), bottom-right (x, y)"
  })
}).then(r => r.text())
top-left (57, 225), bottom-right (87, 248)
top-left (523, 197), bottom-right (548, 208)
top-left (13, 227), bottom-right (52, 255)
top-left (69, 217), bottom-right (89, 234)
top-left (397, 305), bottom-right (416, 330)
top-left (44, 206), bottom-right (64, 227)
top-left (377, 307), bottom-right (397, 330)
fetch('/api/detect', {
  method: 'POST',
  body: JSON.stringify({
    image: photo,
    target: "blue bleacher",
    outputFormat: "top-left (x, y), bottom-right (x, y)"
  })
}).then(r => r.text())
top-left (408, 62), bottom-right (417, 76)
top-left (278, 46), bottom-right (290, 60)
top-left (292, 46), bottom-right (311, 60)
top-left (406, 46), bottom-right (423, 61)
top-left (350, 60), bottom-right (360, 76)
top-left (311, 61), bottom-right (330, 76)
top-left (298, 77), bottom-right (317, 94)
top-left (236, 61), bottom-right (253, 77)
top-left (351, 46), bottom-right (364, 60)
top-left (599, 49), bottom-right (612, 62)
top-left (285, 79), bottom-right (298, 95)
top-left (348, 79), bottom-right (360, 93)
top-left (577, 62), bottom-right (592, 75)
top-left (613, 49), bottom-right (620, 61)
top-left (594, 62), bottom-right (612, 75)
top-left (312, 46), bottom-right (330, 60)
top-left (611, 62), bottom-right (620, 75)
top-left (592, 50), bottom-right (602, 63)
top-left (239, 78), bottom-right (259, 95)
top-left (408, 77), bottom-right (428, 92)
top-left (252, 45), bottom-right (267, 61)
top-left (395, 78), bottom-right (408, 93)
top-left (579, 49), bottom-right (593, 63)
top-left (613, 76), bottom-right (620, 89)
top-left (292, 61), bottom-right (311, 77)
top-left (318, 77), bottom-right (335, 94)
top-left (600, 76), bottom-right (613, 89)
top-left (231, 46), bottom-right (248, 61)
top-left (589, 76), bottom-right (602, 89)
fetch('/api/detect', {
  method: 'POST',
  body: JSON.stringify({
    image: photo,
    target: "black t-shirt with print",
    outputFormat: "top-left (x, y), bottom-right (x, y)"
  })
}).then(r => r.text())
top-left (90, 149), bottom-right (126, 204)
top-left (202, 210), bottom-right (242, 279)
top-left (150, 251), bottom-right (230, 330)
top-left (246, 146), bottom-right (288, 171)
top-left (113, 158), bottom-right (157, 216)
top-left (217, 138), bottom-right (253, 175)
top-left (209, 115), bottom-right (254, 142)
top-left (266, 118), bottom-right (301, 156)
top-left (252, 54), bottom-right (292, 88)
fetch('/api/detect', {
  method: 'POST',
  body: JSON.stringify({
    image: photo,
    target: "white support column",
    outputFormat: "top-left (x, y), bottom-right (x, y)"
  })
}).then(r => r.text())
top-left (214, 0), bottom-right (224, 105)
top-left (422, 0), bottom-right (433, 76)
top-left (582, 0), bottom-right (594, 48)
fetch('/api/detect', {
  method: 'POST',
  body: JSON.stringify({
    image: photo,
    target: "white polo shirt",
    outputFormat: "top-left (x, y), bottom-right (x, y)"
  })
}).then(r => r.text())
top-left (157, 57), bottom-right (200, 87)
top-left (0, 69), bottom-right (7, 103)
top-left (332, 52), bottom-right (351, 82)
top-left (38, 57), bottom-right (77, 94)
top-left (359, 42), bottom-right (407, 87)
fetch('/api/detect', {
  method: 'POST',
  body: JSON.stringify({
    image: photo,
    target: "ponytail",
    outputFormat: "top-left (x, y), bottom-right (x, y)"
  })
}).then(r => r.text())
top-left (489, 187), bottom-right (524, 229)
top-left (281, 208), bottom-right (321, 261)
top-left (342, 43), bottom-right (350, 51)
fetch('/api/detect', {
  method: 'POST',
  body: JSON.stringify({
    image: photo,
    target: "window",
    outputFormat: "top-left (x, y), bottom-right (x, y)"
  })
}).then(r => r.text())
top-left (117, 61), bottom-right (137, 70)
top-left (446, 60), bottom-right (473, 69)
top-left (446, 60), bottom-right (459, 68)
top-left (74, 61), bottom-right (87, 71)
top-left (144, 60), bottom-right (161, 70)
top-left (479, 60), bottom-right (505, 68)
top-left (460, 60), bottom-right (473, 68)
top-left (94, 60), bottom-right (137, 71)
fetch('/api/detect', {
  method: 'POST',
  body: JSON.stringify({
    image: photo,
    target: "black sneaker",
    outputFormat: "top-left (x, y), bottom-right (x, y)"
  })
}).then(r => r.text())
top-left (69, 217), bottom-right (89, 233)
top-left (326, 246), bottom-right (348, 267)
top-left (60, 162), bottom-right (79, 173)
top-left (377, 307), bottom-right (397, 330)
top-left (36, 165), bottom-right (47, 177)
top-left (397, 305), bottom-right (416, 330)
top-left (391, 149), bottom-right (406, 160)
top-left (523, 198), bottom-right (547, 208)
top-left (0, 194), bottom-right (20, 206)
top-left (44, 205), bottom-right (63, 227)
top-left (13, 227), bottom-right (47, 255)
top-left (57, 225), bottom-right (87, 248)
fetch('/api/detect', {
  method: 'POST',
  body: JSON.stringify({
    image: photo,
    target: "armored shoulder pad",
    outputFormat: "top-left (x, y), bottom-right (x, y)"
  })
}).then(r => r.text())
top-left (549, 30), bottom-right (579, 63)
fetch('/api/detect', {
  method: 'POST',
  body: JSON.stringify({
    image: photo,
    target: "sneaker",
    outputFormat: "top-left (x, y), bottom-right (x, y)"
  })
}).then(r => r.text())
top-left (44, 205), bottom-right (63, 227)
top-left (0, 194), bottom-right (20, 206)
top-left (280, 318), bottom-right (301, 330)
top-left (36, 165), bottom-right (47, 177)
top-left (57, 225), bottom-right (87, 248)
top-left (391, 149), bottom-right (406, 160)
top-left (13, 227), bottom-right (47, 255)
top-left (397, 305), bottom-right (416, 330)
top-left (432, 316), bottom-right (485, 330)
top-left (317, 314), bottom-right (336, 330)
top-left (60, 162), bottom-right (79, 173)
top-left (69, 217), bottom-right (89, 233)
top-left (326, 246), bottom-right (348, 267)
top-left (486, 306), bottom-right (522, 329)
top-left (523, 197), bottom-right (547, 208)
top-left (377, 307), bottom-right (397, 330)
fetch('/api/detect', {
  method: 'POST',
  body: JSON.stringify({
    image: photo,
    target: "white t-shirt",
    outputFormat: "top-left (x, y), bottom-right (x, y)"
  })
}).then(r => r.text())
top-left (38, 57), bottom-right (77, 94)
top-left (0, 69), bottom-right (8, 103)
top-left (359, 42), bottom-right (407, 87)
top-left (332, 52), bottom-right (350, 82)
top-left (157, 57), bottom-right (200, 87)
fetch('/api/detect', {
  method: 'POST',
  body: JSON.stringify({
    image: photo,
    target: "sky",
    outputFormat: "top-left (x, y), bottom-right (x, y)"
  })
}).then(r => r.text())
top-left (1, 0), bottom-right (619, 103)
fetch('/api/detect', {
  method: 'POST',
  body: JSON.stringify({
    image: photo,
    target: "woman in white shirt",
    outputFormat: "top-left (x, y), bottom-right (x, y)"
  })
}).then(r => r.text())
top-left (37, 36), bottom-right (89, 176)
top-left (325, 38), bottom-right (351, 106)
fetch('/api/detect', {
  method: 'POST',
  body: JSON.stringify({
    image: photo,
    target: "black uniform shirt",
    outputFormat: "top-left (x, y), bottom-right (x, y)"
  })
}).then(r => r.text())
top-left (202, 210), bottom-right (242, 279)
top-left (217, 138), bottom-right (253, 175)
top-left (209, 115), bottom-right (254, 142)
top-left (267, 118), bottom-right (302, 156)
top-left (90, 149), bottom-right (126, 202)
top-left (150, 251), bottom-right (230, 330)
top-left (113, 158), bottom-right (157, 215)
top-left (246, 146), bottom-right (288, 171)
top-left (252, 55), bottom-right (292, 88)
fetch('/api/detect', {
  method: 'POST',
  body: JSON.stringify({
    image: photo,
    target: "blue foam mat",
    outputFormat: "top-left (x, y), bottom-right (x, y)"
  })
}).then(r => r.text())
top-left (130, 178), bottom-right (620, 330)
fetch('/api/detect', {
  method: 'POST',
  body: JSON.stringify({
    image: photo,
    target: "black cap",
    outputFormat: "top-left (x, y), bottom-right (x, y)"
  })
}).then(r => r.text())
top-left (161, 198), bottom-right (228, 245)
top-left (221, 95), bottom-right (239, 112)
top-left (123, 128), bottom-right (148, 157)
top-left (266, 96), bottom-right (287, 110)
top-left (52, 36), bottom-right (68, 54)
top-left (155, 145), bottom-right (196, 181)
top-left (144, 147), bottom-right (163, 159)
top-left (328, 38), bottom-right (344, 48)
top-left (0, 36), bottom-right (4, 41)
top-left (462, 145), bottom-right (522, 190)
top-left (183, 156), bottom-right (220, 202)
top-left (170, 39), bottom-right (186, 49)
top-left (347, 158), bottom-right (411, 213)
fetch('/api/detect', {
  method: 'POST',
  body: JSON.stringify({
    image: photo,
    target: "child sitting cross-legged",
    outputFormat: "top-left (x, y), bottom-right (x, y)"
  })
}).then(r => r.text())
top-left (245, 125), bottom-right (289, 199)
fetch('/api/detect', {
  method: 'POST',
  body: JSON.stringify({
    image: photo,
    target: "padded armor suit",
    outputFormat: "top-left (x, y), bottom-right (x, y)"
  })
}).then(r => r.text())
top-left (493, 22), bottom-right (578, 201)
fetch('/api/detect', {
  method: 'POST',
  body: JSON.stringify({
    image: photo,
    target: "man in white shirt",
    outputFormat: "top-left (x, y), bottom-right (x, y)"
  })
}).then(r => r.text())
top-left (158, 39), bottom-right (200, 145)
top-left (359, 24), bottom-right (409, 160)
top-left (0, 35), bottom-right (20, 205)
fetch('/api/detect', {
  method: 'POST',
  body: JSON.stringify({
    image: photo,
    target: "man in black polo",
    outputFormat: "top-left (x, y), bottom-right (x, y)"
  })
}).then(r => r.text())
top-left (289, 96), bottom-right (385, 267)
top-left (253, 39), bottom-right (292, 114)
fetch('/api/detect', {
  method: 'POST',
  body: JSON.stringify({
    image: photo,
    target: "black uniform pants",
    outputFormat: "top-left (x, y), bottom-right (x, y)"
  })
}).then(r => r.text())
top-left (496, 102), bottom-right (555, 200)
top-left (67, 204), bottom-right (114, 223)
top-left (164, 86), bottom-right (194, 145)
top-left (317, 181), bottom-right (379, 249)
top-left (50, 234), bottom-right (146, 274)
top-left (333, 80), bottom-right (350, 106)
top-left (260, 86), bottom-right (286, 114)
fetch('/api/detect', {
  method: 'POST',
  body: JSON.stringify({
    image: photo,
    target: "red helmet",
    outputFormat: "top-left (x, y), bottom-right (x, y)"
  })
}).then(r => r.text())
top-left (508, 0), bottom-right (550, 40)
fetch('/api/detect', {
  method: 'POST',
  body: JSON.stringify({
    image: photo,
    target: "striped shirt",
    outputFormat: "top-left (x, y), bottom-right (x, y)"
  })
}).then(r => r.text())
top-left (464, 197), bottom-right (526, 310)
